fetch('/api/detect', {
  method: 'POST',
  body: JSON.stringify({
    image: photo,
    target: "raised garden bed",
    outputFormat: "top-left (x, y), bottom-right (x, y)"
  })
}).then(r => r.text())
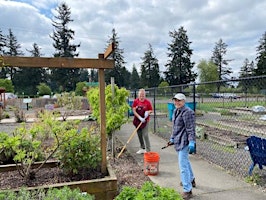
top-left (0, 161), bottom-right (117, 200)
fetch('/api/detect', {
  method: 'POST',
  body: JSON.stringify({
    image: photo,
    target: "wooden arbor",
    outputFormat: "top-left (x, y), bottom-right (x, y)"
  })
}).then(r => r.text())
top-left (0, 43), bottom-right (115, 174)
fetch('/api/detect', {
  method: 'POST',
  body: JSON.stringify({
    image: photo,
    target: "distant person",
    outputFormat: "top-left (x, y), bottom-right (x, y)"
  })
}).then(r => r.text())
top-left (168, 93), bottom-right (196, 200)
top-left (132, 89), bottom-right (153, 154)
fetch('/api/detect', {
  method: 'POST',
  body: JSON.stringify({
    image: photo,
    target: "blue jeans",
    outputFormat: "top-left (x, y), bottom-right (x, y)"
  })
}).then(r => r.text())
top-left (177, 145), bottom-right (194, 192)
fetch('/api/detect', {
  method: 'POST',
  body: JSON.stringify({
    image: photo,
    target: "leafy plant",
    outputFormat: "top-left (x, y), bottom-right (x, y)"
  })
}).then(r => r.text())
top-left (14, 108), bottom-right (26, 123)
top-left (87, 84), bottom-right (129, 135)
top-left (2, 111), bottom-right (82, 182)
top-left (115, 181), bottom-right (182, 200)
top-left (56, 126), bottom-right (102, 175)
top-left (0, 186), bottom-right (94, 200)
top-left (115, 186), bottom-right (138, 200)
top-left (75, 81), bottom-right (87, 96)
top-left (56, 92), bottom-right (82, 121)
top-left (0, 132), bottom-right (16, 164)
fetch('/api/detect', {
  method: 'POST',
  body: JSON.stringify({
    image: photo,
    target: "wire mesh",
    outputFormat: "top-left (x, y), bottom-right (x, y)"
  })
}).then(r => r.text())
top-left (130, 75), bottom-right (266, 186)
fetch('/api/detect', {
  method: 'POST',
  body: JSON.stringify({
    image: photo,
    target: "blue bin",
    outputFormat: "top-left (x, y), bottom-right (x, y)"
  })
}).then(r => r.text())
top-left (167, 103), bottom-right (175, 121)
top-left (167, 102), bottom-right (197, 121)
top-left (128, 100), bottom-right (134, 116)
top-left (185, 102), bottom-right (197, 111)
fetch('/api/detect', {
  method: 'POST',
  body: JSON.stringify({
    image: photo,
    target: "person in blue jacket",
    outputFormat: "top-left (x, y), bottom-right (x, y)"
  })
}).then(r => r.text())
top-left (168, 93), bottom-right (196, 200)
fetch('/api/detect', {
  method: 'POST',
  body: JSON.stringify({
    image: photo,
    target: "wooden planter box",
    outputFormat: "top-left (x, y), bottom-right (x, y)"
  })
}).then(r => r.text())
top-left (0, 161), bottom-right (118, 200)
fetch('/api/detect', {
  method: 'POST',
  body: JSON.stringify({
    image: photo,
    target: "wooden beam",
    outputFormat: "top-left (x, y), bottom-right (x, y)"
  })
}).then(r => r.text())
top-left (1, 56), bottom-right (114, 69)
top-left (104, 42), bottom-right (115, 59)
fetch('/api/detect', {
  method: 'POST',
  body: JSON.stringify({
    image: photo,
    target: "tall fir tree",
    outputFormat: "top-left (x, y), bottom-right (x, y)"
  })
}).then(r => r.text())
top-left (0, 29), bottom-right (6, 79)
top-left (140, 44), bottom-right (160, 88)
top-left (255, 32), bottom-right (266, 76)
top-left (239, 58), bottom-right (255, 94)
top-left (89, 69), bottom-right (98, 82)
top-left (50, 2), bottom-right (81, 92)
top-left (164, 26), bottom-right (196, 86)
top-left (211, 38), bottom-right (232, 80)
top-left (3, 29), bottom-right (24, 82)
top-left (239, 58), bottom-right (255, 78)
top-left (0, 29), bottom-right (6, 55)
top-left (254, 32), bottom-right (266, 91)
top-left (130, 64), bottom-right (140, 90)
top-left (79, 69), bottom-right (89, 82)
top-left (211, 38), bottom-right (233, 92)
top-left (105, 28), bottom-right (129, 87)
top-left (13, 43), bottom-right (47, 95)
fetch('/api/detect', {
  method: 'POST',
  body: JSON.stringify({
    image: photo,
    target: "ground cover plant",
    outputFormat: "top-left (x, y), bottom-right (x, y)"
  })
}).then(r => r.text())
top-left (114, 181), bottom-right (183, 200)
top-left (0, 186), bottom-right (94, 200)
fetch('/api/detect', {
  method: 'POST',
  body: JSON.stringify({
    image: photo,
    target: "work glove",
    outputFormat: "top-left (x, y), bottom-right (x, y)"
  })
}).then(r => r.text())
top-left (167, 138), bottom-right (174, 146)
top-left (144, 111), bottom-right (149, 119)
top-left (138, 116), bottom-right (146, 123)
top-left (188, 141), bottom-right (196, 154)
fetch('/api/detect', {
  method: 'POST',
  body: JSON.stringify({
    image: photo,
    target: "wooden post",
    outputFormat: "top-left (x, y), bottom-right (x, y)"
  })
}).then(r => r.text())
top-left (99, 68), bottom-right (107, 174)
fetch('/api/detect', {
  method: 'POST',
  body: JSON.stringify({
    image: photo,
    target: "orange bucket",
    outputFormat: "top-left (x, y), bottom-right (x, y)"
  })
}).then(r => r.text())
top-left (143, 152), bottom-right (160, 176)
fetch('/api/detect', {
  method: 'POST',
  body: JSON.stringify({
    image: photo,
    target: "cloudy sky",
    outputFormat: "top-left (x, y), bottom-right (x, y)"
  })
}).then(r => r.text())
top-left (1, 0), bottom-right (265, 79)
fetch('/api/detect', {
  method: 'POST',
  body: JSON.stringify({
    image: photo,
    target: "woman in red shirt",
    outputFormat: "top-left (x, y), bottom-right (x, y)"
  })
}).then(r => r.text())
top-left (132, 89), bottom-right (153, 154)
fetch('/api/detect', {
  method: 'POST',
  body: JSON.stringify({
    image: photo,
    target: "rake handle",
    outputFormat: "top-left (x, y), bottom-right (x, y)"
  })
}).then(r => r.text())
top-left (117, 122), bottom-right (142, 158)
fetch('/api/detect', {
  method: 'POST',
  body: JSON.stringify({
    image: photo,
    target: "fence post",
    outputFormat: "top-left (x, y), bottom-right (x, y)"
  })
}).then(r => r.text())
top-left (153, 87), bottom-right (156, 133)
top-left (193, 83), bottom-right (196, 112)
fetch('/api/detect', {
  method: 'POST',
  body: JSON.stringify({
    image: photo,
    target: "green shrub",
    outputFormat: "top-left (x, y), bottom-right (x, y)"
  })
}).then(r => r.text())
top-left (87, 84), bottom-right (129, 135)
top-left (14, 108), bottom-right (26, 123)
top-left (0, 132), bottom-right (16, 164)
top-left (37, 83), bottom-right (51, 96)
top-left (0, 186), bottom-right (94, 200)
top-left (56, 127), bottom-right (102, 175)
top-left (56, 92), bottom-right (82, 121)
top-left (115, 181), bottom-right (182, 200)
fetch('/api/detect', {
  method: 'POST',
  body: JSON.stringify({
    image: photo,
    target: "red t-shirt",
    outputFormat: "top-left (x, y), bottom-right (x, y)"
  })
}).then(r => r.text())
top-left (132, 98), bottom-right (153, 121)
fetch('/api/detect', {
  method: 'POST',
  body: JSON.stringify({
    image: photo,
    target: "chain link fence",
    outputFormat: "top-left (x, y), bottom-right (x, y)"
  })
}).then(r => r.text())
top-left (129, 75), bottom-right (266, 186)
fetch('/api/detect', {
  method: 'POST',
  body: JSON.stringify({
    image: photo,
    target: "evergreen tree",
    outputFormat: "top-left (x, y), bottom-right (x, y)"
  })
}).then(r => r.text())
top-left (3, 29), bottom-right (24, 82)
top-left (130, 64), bottom-right (140, 90)
top-left (239, 58), bottom-right (255, 94)
top-left (79, 69), bottom-right (89, 82)
top-left (0, 29), bottom-right (6, 55)
top-left (120, 67), bottom-right (131, 88)
top-left (239, 58), bottom-right (255, 78)
top-left (50, 2), bottom-right (81, 92)
top-left (211, 38), bottom-right (232, 80)
top-left (13, 43), bottom-right (47, 95)
top-left (164, 26), bottom-right (196, 86)
top-left (0, 29), bottom-right (6, 79)
top-left (255, 32), bottom-right (266, 76)
top-left (210, 38), bottom-right (233, 93)
top-left (140, 44), bottom-right (160, 88)
top-left (89, 69), bottom-right (98, 82)
top-left (105, 28), bottom-right (128, 87)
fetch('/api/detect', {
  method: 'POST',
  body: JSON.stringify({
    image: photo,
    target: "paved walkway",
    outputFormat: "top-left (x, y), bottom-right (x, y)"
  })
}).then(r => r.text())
top-left (115, 123), bottom-right (266, 200)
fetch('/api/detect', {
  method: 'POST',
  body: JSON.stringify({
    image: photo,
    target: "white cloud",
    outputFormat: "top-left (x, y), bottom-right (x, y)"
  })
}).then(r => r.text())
top-left (1, 0), bottom-right (265, 78)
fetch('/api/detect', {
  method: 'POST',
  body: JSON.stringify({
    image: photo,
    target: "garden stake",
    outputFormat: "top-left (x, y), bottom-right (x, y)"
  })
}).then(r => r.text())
top-left (117, 122), bottom-right (142, 158)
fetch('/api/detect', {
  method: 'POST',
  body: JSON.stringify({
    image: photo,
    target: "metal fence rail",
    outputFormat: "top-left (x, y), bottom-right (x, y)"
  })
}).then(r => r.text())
top-left (130, 75), bottom-right (266, 186)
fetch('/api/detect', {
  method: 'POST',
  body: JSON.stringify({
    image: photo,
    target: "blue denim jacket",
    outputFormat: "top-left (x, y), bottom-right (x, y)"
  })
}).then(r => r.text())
top-left (170, 105), bottom-right (196, 151)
